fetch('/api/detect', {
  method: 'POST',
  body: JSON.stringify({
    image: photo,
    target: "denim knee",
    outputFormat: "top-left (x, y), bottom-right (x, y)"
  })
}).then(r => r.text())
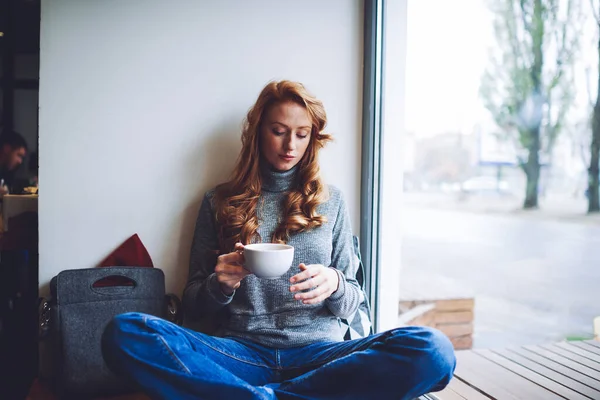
top-left (103, 312), bottom-right (147, 340)
top-left (389, 326), bottom-right (456, 388)
top-left (101, 312), bottom-right (148, 364)
top-left (421, 327), bottom-right (456, 384)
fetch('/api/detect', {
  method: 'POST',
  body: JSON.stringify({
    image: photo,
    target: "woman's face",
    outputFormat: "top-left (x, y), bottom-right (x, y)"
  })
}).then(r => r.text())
top-left (260, 101), bottom-right (312, 172)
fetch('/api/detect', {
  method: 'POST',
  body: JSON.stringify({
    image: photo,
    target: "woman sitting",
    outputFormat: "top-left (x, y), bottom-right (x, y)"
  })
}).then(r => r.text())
top-left (102, 80), bottom-right (456, 399)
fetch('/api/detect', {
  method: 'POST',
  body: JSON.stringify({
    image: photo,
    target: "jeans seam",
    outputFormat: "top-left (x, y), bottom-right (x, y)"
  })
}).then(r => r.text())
top-left (280, 358), bottom-right (335, 371)
top-left (279, 341), bottom-right (375, 371)
top-left (193, 334), bottom-right (271, 368)
top-left (276, 349), bottom-right (281, 370)
top-left (157, 335), bottom-right (192, 375)
top-left (144, 316), bottom-right (192, 375)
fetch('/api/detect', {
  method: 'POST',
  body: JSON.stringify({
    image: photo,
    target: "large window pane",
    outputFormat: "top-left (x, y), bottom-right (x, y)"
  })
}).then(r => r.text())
top-left (398, 0), bottom-right (599, 348)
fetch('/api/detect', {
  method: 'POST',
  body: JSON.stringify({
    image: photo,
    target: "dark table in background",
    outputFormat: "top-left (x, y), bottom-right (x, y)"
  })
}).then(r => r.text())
top-left (0, 212), bottom-right (39, 400)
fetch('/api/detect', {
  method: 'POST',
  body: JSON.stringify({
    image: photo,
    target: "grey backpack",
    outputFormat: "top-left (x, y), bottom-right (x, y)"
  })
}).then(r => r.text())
top-left (39, 267), bottom-right (172, 398)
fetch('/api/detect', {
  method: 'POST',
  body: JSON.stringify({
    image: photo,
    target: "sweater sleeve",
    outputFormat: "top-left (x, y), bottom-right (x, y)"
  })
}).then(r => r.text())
top-left (325, 190), bottom-right (362, 319)
top-left (182, 192), bottom-right (234, 321)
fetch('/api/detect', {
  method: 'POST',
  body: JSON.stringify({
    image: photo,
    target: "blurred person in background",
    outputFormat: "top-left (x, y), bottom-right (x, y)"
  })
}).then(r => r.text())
top-left (0, 131), bottom-right (28, 196)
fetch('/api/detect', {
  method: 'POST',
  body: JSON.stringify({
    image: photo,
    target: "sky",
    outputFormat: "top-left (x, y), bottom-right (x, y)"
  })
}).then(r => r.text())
top-left (405, 0), bottom-right (495, 137)
top-left (404, 0), bottom-right (599, 140)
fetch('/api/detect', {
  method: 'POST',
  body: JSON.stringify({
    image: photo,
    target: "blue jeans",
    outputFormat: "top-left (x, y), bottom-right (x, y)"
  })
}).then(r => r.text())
top-left (101, 312), bottom-right (456, 400)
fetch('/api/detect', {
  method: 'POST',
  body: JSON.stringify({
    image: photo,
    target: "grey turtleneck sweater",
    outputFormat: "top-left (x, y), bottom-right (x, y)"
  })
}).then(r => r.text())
top-left (183, 165), bottom-right (361, 348)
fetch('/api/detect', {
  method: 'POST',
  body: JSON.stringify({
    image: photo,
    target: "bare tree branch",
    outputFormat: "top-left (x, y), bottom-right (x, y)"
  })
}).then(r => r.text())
top-left (586, 67), bottom-right (595, 107)
top-left (590, 0), bottom-right (600, 26)
top-left (548, 0), bottom-right (573, 91)
top-left (505, 3), bottom-right (528, 70)
top-left (520, 0), bottom-right (533, 32)
top-left (580, 143), bottom-right (590, 168)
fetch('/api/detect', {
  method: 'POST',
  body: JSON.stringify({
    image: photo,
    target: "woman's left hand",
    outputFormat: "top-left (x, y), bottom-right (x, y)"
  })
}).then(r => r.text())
top-left (289, 264), bottom-right (340, 304)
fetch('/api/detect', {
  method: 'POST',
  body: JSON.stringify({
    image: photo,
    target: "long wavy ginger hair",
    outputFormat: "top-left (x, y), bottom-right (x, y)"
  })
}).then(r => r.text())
top-left (213, 80), bottom-right (332, 253)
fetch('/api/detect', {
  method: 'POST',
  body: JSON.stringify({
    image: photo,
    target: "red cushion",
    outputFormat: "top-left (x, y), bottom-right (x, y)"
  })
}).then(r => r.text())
top-left (99, 233), bottom-right (154, 268)
top-left (94, 234), bottom-right (154, 287)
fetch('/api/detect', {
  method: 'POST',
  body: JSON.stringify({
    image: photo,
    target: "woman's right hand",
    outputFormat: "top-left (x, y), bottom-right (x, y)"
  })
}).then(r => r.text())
top-left (215, 243), bottom-right (250, 296)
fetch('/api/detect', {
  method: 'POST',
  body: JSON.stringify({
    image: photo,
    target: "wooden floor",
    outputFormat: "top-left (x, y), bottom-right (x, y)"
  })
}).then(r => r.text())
top-left (422, 340), bottom-right (600, 400)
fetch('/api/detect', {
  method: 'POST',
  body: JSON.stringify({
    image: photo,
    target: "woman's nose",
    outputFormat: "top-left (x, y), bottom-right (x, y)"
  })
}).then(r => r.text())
top-left (285, 135), bottom-right (296, 151)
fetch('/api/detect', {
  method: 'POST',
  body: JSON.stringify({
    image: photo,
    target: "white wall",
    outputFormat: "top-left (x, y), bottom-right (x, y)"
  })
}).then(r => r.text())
top-left (39, 0), bottom-right (363, 294)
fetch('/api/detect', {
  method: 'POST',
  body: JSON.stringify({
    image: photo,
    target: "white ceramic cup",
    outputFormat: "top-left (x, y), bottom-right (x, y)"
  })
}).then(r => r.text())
top-left (243, 243), bottom-right (294, 279)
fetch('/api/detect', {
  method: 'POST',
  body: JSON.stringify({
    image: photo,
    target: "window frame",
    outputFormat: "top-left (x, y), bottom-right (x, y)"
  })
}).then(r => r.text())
top-left (361, 0), bottom-right (408, 332)
top-left (360, 0), bottom-right (385, 331)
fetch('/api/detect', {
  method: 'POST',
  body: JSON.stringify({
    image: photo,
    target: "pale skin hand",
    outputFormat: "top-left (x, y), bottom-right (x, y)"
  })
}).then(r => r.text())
top-left (289, 264), bottom-right (340, 304)
top-left (215, 243), bottom-right (251, 296)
